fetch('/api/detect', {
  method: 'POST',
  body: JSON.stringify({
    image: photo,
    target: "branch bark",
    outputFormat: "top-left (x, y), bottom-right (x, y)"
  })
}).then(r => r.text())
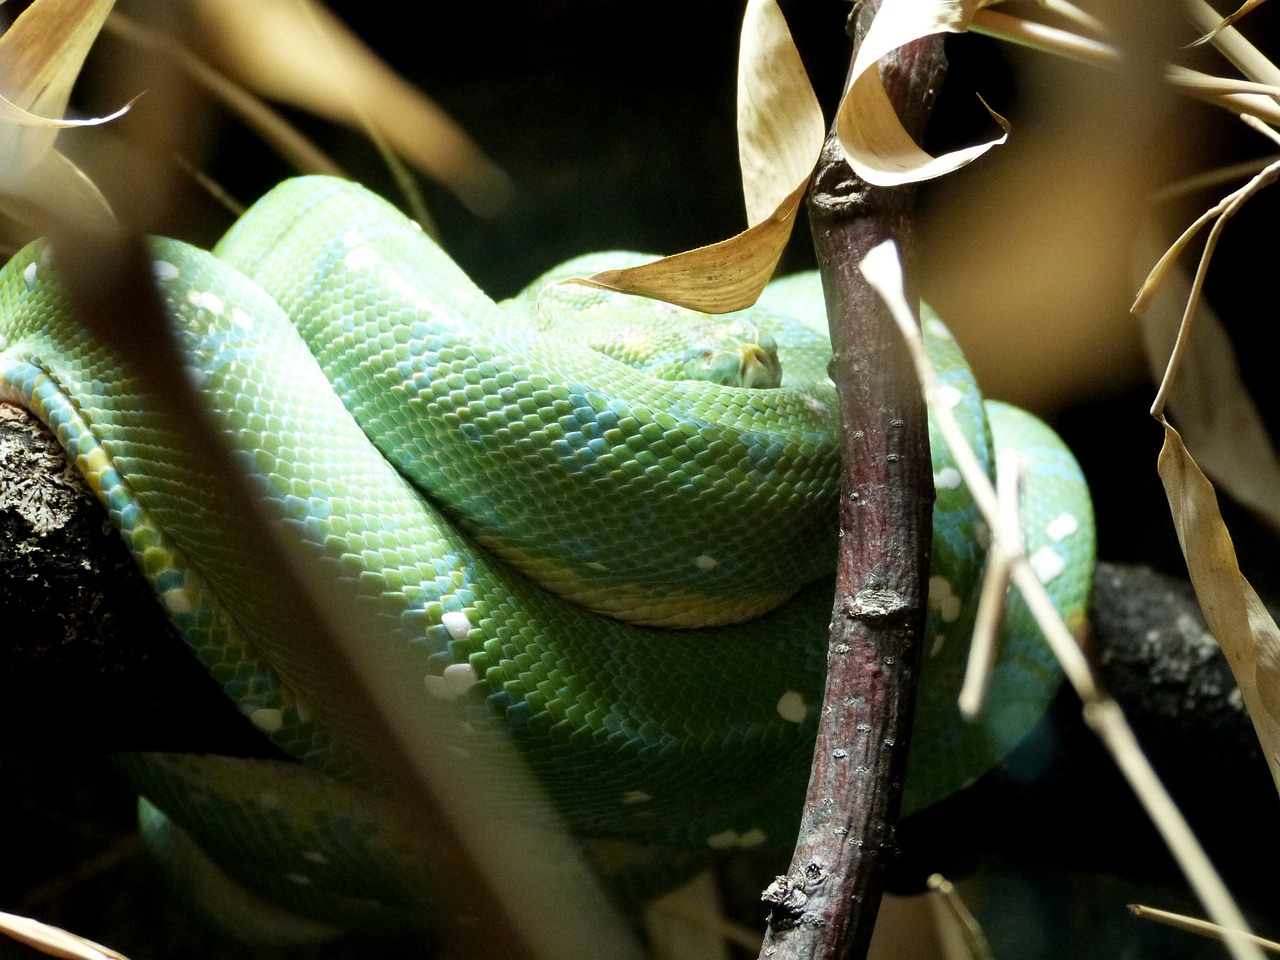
top-left (756, 7), bottom-right (947, 958)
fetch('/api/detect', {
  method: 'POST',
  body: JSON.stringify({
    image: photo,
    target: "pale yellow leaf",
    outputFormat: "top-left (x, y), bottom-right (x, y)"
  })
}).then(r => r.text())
top-left (836, 0), bottom-right (1008, 186)
top-left (575, 179), bottom-right (807, 314)
top-left (737, 0), bottom-right (824, 227)
top-left (1135, 226), bottom-right (1280, 532)
top-left (1158, 422), bottom-right (1280, 796)
top-left (191, 0), bottom-right (510, 216)
top-left (1189, 0), bottom-right (1270, 48)
top-left (0, 145), bottom-right (113, 227)
top-left (0, 0), bottom-right (114, 115)
top-left (574, 0), bottom-right (821, 313)
top-left (0, 910), bottom-right (130, 960)
top-left (0, 0), bottom-right (119, 171)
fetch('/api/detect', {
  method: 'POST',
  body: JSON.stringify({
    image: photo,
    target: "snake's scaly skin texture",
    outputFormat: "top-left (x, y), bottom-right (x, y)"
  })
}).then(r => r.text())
top-left (0, 177), bottom-right (1093, 928)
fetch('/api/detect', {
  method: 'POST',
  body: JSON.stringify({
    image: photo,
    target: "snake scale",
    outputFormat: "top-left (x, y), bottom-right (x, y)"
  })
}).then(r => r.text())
top-left (0, 176), bottom-right (1093, 933)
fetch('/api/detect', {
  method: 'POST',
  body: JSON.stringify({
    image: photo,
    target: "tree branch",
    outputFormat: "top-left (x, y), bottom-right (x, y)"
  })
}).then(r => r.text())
top-left (756, 6), bottom-right (947, 958)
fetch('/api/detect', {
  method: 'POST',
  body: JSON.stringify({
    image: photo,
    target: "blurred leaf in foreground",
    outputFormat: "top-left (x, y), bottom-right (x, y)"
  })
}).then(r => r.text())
top-left (0, 0), bottom-right (120, 228)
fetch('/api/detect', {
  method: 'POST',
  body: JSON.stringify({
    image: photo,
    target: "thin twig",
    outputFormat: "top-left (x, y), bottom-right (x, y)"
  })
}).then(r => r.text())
top-left (862, 240), bottom-right (1264, 960)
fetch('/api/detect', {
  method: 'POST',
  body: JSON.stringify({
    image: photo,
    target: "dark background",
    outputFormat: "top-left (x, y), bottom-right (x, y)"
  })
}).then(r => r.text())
top-left (4, 1), bottom-right (1280, 957)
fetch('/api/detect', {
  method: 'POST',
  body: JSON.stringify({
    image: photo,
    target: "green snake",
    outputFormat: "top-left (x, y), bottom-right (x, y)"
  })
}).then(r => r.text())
top-left (0, 176), bottom-right (1094, 932)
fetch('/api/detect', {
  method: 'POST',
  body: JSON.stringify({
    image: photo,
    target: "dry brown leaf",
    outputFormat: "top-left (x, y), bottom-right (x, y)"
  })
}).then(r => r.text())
top-left (836, 0), bottom-right (1008, 186)
top-left (0, 145), bottom-right (113, 228)
top-left (1135, 226), bottom-right (1280, 532)
top-left (191, 0), bottom-right (510, 217)
top-left (0, 910), bottom-right (130, 960)
top-left (736, 0), bottom-right (824, 227)
top-left (577, 179), bottom-right (809, 314)
top-left (576, 0), bottom-right (822, 313)
top-left (1158, 421), bottom-right (1280, 795)
top-left (0, 0), bottom-right (120, 224)
top-left (0, 0), bottom-right (123, 163)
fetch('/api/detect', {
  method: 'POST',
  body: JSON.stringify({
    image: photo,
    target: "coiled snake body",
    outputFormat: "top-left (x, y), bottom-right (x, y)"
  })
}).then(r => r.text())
top-left (0, 177), bottom-right (1093, 929)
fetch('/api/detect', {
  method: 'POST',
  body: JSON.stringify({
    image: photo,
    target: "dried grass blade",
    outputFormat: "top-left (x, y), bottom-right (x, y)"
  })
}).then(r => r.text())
top-left (1130, 904), bottom-right (1280, 952)
top-left (0, 910), bottom-right (129, 960)
top-left (573, 0), bottom-right (821, 313)
top-left (191, 0), bottom-right (509, 217)
top-left (926, 875), bottom-right (995, 960)
top-left (862, 239), bottom-right (1265, 960)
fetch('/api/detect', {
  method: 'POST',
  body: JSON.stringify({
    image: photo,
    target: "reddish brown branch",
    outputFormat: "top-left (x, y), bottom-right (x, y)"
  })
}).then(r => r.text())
top-left (756, 8), bottom-right (947, 959)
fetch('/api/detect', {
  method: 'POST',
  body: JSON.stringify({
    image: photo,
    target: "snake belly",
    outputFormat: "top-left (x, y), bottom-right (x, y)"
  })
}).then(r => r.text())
top-left (0, 176), bottom-right (1094, 926)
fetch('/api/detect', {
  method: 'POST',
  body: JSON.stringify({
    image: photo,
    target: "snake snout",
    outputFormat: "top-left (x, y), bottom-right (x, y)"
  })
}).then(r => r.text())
top-left (739, 342), bottom-right (783, 389)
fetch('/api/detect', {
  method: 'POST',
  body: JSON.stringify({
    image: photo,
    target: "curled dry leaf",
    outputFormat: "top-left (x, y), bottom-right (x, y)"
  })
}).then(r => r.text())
top-left (1158, 421), bottom-right (1280, 796)
top-left (0, 0), bottom-right (119, 225)
top-left (575, 0), bottom-right (823, 314)
top-left (190, 0), bottom-right (511, 217)
top-left (837, 0), bottom-right (1008, 186)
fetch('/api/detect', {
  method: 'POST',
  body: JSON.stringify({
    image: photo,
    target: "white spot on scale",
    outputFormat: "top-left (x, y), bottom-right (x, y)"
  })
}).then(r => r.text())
top-left (231, 307), bottom-right (255, 330)
top-left (776, 690), bottom-right (807, 724)
top-left (586, 561), bottom-right (608, 571)
top-left (443, 662), bottom-right (477, 693)
top-left (425, 662), bottom-right (479, 700)
top-left (927, 575), bottom-right (962, 623)
top-left (934, 466), bottom-right (962, 490)
top-left (186, 289), bottom-right (224, 315)
top-left (804, 395), bottom-right (829, 416)
top-left (22, 261), bottom-right (37, 288)
top-left (1030, 545), bottom-right (1066, 584)
top-left (257, 790), bottom-right (283, 810)
top-left (621, 790), bottom-right (652, 805)
top-left (1046, 512), bottom-right (1079, 542)
top-left (344, 246), bottom-right (378, 271)
top-left (161, 587), bottom-right (195, 614)
top-left (693, 554), bottom-right (718, 571)
top-left (152, 260), bottom-right (179, 281)
top-left (184, 365), bottom-right (211, 390)
top-left (441, 610), bottom-right (472, 639)
top-left (937, 384), bottom-right (964, 410)
top-left (293, 696), bottom-right (312, 723)
top-left (250, 708), bottom-right (284, 733)
top-left (925, 318), bottom-right (951, 339)
top-left (286, 873), bottom-right (313, 886)
top-left (930, 633), bottom-right (947, 657)
top-left (302, 850), bottom-right (329, 865)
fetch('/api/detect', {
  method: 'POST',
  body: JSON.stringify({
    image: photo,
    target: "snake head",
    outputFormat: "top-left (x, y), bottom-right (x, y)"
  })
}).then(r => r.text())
top-left (680, 319), bottom-right (783, 388)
